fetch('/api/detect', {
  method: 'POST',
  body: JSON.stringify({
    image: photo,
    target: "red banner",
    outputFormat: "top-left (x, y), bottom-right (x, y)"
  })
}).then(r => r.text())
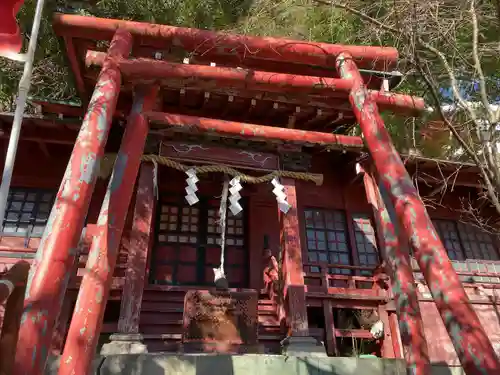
top-left (0, 0), bottom-right (25, 53)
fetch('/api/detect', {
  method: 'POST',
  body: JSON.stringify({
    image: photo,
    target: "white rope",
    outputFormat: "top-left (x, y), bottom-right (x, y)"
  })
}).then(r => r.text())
top-left (152, 159), bottom-right (159, 199)
top-left (0, 279), bottom-right (15, 296)
top-left (218, 176), bottom-right (230, 275)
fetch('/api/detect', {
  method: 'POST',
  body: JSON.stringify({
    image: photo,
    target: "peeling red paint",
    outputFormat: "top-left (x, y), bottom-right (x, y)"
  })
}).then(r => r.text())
top-left (53, 13), bottom-right (398, 71)
top-left (118, 163), bottom-right (155, 334)
top-left (146, 112), bottom-right (363, 149)
top-left (58, 86), bottom-right (158, 375)
top-left (85, 51), bottom-right (425, 116)
top-left (337, 53), bottom-right (500, 375)
top-left (13, 29), bottom-right (132, 375)
top-left (362, 169), bottom-right (430, 375)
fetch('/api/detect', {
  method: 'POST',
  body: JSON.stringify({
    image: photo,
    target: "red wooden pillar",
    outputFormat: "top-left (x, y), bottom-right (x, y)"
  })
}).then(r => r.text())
top-left (377, 306), bottom-right (395, 358)
top-left (360, 165), bottom-right (429, 373)
top-left (337, 53), bottom-right (500, 374)
top-left (117, 162), bottom-right (156, 334)
top-left (50, 295), bottom-right (73, 355)
top-left (0, 261), bottom-right (30, 375)
top-left (14, 29), bottom-right (132, 375)
top-left (389, 312), bottom-right (404, 359)
top-left (59, 86), bottom-right (158, 375)
top-left (279, 178), bottom-right (308, 336)
top-left (51, 226), bottom-right (95, 354)
top-left (322, 299), bottom-right (337, 356)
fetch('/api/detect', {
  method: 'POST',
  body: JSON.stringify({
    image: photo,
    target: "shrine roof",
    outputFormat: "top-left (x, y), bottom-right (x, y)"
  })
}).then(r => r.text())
top-left (52, 13), bottom-right (425, 134)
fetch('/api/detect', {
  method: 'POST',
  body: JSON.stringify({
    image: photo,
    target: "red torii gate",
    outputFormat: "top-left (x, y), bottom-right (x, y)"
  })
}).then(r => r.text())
top-left (11, 13), bottom-right (500, 375)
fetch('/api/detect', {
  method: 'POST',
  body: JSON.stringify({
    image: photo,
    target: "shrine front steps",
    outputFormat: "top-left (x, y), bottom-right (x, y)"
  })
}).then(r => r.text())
top-left (43, 354), bottom-right (465, 375)
top-left (136, 289), bottom-right (283, 354)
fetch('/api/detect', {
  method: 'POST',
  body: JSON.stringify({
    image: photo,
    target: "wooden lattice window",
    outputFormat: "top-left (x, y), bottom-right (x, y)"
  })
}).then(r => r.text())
top-left (157, 205), bottom-right (198, 245)
top-left (433, 220), bottom-right (464, 260)
top-left (153, 195), bottom-right (248, 287)
top-left (1, 188), bottom-right (55, 238)
top-left (433, 219), bottom-right (499, 261)
top-left (304, 209), bottom-right (351, 274)
top-left (206, 208), bottom-right (244, 247)
top-left (352, 213), bottom-right (379, 275)
top-left (457, 222), bottom-right (499, 261)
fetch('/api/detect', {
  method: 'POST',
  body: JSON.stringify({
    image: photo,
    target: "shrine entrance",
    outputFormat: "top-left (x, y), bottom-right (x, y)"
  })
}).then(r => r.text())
top-left (151, 194), bottom-right (248, 287)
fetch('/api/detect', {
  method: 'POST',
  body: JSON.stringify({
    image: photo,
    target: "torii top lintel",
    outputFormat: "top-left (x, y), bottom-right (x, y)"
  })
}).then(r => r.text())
top-left (53, 13), bottom-right (424, 120)
top-left (53, 13), bottom-right (398, 72)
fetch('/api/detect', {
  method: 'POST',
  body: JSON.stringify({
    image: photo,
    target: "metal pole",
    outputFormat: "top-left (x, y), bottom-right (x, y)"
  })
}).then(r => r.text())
top-left (0, 0), bottom-right (46, 230)
top-left (13, 29), bottom-right (132, 375)
top-left (360, 166), bottom-right (429, 375)
top-left (58, 86), bottom-right (157, 375)
top-left (337, 53), bottom-right (500, 375)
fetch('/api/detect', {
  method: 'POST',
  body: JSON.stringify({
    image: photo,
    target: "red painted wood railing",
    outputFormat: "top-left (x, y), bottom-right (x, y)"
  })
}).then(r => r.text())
top-left (302, 262), bottom-right (391, 357)
top-left (0, 260), bottom-right (30, 375)
top-left (303, 262), bottom-right (387, 294)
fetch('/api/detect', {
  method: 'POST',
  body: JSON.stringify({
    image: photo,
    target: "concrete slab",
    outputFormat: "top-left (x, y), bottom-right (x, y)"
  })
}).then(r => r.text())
top-left (44, 353), bottom-right (465, 375)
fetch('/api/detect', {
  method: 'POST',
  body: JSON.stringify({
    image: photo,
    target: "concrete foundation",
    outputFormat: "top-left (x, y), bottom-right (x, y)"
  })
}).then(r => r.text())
top-left (281, 336), bottom-right (327, 357)
top-left (100, 334), bottom-right (148, 355)
top-left (44, 354), bottom-right (466, 375)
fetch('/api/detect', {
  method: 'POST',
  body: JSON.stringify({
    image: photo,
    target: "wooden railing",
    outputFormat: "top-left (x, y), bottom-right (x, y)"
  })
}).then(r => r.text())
top-left (302, 259), bottom-right (500, 357)
top-left (0, 260), bottom-right (30, 375)
top-left (302, 262), bottom-right (393, 357)
top-left (411, 257), bottom-right (500, 284)
top-left (303, 262), bottom-right (388, 297)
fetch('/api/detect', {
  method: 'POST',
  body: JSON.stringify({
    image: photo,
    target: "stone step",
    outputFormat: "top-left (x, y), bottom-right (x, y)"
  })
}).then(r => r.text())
top-left (47, 354), bottom-right (404, 375)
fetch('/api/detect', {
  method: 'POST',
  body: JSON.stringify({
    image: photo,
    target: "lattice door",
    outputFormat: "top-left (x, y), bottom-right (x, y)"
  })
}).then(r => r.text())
top-left (152, 195), bottom-right (248, 287)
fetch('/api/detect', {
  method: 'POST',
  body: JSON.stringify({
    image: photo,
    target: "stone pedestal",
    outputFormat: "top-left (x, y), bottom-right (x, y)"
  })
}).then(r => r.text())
top-left (281, 336), bottom-right (327, 357)
top-left (182, 289), bottom-right (258, 353)
top-left (100, 333), bottom-right (148, 355)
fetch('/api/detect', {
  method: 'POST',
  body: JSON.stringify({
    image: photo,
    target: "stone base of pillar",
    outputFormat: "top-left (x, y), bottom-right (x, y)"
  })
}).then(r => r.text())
top-left (280, 336), bottom-right (328, 357)
top-left (100, 333), bottom-right (148, 355)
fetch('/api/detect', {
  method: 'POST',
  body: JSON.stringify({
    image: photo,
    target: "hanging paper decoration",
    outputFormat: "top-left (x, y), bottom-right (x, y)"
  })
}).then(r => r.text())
top-left (185, 168), bottom-right (199, 205)
top-left (152, 159), bottom-right (159, 199)
top-left (228, 176), bottom-right (243, 216)
top-left (272, 177), bottom-right (291, 214)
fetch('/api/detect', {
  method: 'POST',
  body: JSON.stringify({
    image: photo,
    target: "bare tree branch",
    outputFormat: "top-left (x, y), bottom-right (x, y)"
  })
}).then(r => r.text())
top-left (470, 0), bottom-right (492, 123)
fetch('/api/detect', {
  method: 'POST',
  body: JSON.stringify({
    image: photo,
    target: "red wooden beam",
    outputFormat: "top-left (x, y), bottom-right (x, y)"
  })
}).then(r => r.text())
top-left (85, 51), bottom-right (426, 115)
top-left (88, 53), bottom-right (354, 97)
top-left (0, 126), bottom-right (78, 145)
top-left (13, 30), bottom-right (132, 375)
top-left (336, 53), bottom-right (500, 375)
top-left (59, 86), bottom-right (158, 375)
top-left (160, 140), bottom-right (280, 171)
top-left (117, 163), bottom-right (156, 334)
top-left (53, 13), bottom-right (398, 71)
top-left (146, 112), bottom-right (363, 150)
top-left (334, 329), bottom-right (373, 339)
top-left (134, 44), bottom-right (385, 85)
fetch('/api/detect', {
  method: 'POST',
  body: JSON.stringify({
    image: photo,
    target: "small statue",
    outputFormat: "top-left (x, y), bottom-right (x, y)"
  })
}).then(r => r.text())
top-left (370, 319), bottom-right (384, 340)
top-left (262, 239), bottom-right (279, 297)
